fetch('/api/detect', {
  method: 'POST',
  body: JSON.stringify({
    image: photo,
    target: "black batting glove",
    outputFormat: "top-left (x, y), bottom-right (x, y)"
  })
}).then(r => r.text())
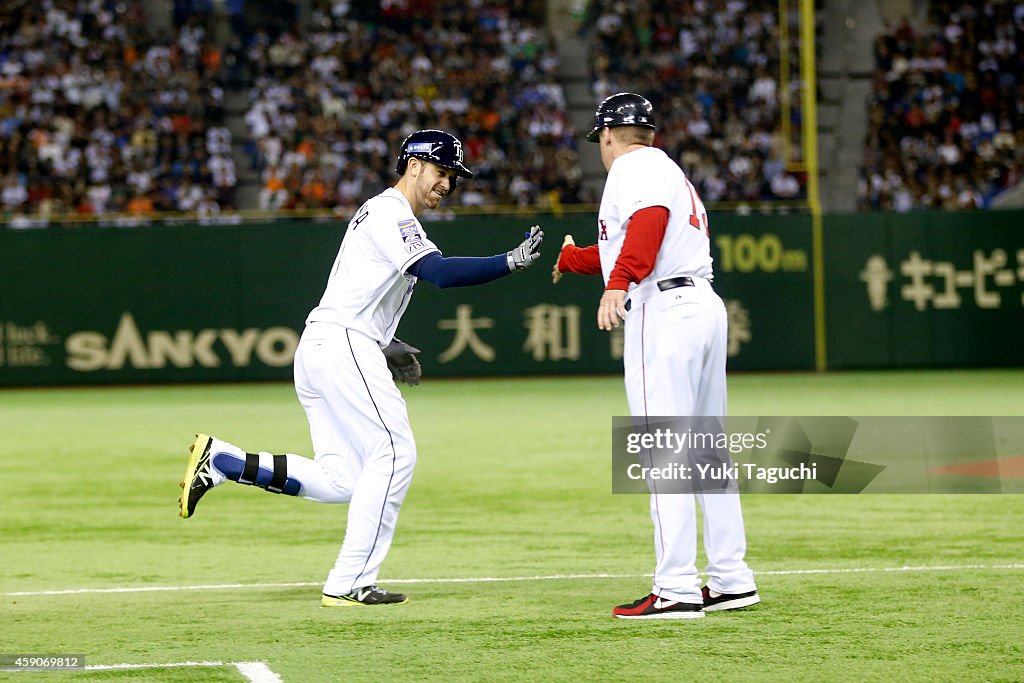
top-left (382, 338), bottom-right (422, 386)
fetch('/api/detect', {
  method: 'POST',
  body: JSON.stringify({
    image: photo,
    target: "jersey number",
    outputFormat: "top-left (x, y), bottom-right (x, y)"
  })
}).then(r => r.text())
top-left (684, 178), bottom-right (709, 236)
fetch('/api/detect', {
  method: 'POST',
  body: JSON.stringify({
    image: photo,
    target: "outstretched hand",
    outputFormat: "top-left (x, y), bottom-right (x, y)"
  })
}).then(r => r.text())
top-left (551, 234), bottom-right (575, 284)
top-left (507, 225), bottom-right (544, 271)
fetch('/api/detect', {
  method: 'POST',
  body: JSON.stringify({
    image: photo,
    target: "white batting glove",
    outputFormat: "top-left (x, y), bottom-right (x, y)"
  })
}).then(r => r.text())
top-left (506, 225), bottom-right (544, 271)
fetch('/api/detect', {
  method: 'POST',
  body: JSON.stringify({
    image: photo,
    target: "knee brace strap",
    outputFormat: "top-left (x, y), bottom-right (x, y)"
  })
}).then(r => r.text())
top-left (239, 452), bottom-right (260, 485)
top-left (267, 454), bottom-right (288, 494)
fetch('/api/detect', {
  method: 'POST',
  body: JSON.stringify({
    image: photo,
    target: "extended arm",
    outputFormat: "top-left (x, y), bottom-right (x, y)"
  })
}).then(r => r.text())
top-left (408, 252), bottom-right (509, 288)
top-left (552, 237), bottom-right (603, 283)
top-left (408, 225), bottom-right (544, 288)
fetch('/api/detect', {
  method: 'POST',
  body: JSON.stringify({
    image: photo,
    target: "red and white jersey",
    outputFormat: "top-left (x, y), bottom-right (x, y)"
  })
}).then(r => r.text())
top-left (597, 146), bottom-right (712, 287)
top-left (306, 187), bottom-right (440, 344)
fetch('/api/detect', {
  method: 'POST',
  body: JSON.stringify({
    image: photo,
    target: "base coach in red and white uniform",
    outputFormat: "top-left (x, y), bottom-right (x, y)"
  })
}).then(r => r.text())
top-left (554, 93), bottom-right (759, 619)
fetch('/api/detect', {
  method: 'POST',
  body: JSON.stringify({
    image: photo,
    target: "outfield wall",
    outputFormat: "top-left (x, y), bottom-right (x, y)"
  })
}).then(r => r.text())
top-left (0, 211), bottom-right (1021, 385)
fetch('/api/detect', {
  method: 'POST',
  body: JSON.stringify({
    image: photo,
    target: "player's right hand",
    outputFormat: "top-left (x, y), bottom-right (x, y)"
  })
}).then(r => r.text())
top-left (552, 234), bottom-right (575, 284)
top-left (383, 338), bottom-right (422, 386)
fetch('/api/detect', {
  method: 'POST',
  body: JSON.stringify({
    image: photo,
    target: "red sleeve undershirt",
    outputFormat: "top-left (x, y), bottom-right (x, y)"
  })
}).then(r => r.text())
top-left (606, 206), bottom-right (669, 290)
top-left (556, 206), bottom-right (670, 289)
top-left (556, 243), bottom-right (602, 275)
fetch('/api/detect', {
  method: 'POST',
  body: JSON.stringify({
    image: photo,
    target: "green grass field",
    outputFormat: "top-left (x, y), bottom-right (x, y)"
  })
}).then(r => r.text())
top-left (2, 370), bottom-right (1023, 682)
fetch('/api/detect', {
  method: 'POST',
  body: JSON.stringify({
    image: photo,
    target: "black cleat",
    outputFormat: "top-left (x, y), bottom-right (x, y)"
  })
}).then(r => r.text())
top-left (179, 434), bottom-right (214, 519)
top-left (701, 586), bottom-right (760, 611)
top-left (321, 585), bottom-right (409, 607)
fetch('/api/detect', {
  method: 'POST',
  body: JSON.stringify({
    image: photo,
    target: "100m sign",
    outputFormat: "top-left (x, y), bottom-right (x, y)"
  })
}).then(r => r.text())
top-left (715, 234), bottom-right (808, 273)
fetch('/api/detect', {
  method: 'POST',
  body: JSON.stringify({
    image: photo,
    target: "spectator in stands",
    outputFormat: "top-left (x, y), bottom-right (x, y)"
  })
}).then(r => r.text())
top-left (259, 165), bottom-right (288, 211)
top-left (126, 190), bottom-right (156, 215)
top-left (1, 173), bottom-right (28, 213)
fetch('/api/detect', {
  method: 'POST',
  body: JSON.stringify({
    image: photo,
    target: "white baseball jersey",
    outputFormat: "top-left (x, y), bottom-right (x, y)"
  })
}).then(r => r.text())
top-left (596, 146), bottom-right (712, 286)
top-left (598, 146), bottom-right (755, 604)
top-left (306, 186), bottom-right (439, 345)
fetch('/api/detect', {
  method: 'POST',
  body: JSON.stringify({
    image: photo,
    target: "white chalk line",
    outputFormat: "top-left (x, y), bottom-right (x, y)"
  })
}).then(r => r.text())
top-left (234, 661), bottom-right (284, 683)
top-left (3, 563), bottom-right (1023, 598)
top-left (3, 660), bottom-right (282, 682)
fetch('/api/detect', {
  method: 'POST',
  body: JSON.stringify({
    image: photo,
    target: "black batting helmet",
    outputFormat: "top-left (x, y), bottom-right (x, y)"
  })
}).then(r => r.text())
top-left (395, 129), bottom-right (474, 189)
top-left (586, 92), bottom-right (656, 142)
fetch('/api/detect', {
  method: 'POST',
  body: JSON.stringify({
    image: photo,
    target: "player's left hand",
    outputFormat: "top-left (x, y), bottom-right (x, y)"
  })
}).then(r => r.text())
top-left (383, 338), bottom-right (422, 386)
top-left (507, 225), bottom-right (544, 271)
top-left (597, 289), bottom-right (628, 330)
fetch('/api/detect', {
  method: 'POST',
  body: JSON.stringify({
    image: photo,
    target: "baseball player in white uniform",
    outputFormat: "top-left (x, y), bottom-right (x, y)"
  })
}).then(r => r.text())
top-left (553, 93), bottom-right (758, 619)
top-left (179, 129), bottom-right (544, 607)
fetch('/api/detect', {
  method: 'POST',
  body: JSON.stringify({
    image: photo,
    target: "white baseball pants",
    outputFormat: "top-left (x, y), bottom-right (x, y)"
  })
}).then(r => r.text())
top-left (623, 279), bottom-right (756, 603)
top-left (293, 322), bottom-right (417, 596)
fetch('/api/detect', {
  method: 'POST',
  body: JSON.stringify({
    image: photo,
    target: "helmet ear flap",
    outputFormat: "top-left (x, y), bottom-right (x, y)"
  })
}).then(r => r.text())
top-left (396, 156), bottom-right (419, 177)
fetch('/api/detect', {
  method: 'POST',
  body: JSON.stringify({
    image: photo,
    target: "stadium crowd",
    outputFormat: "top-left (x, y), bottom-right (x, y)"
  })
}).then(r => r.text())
top-left (859, 1), bottom-right (1023, 210)
top-left (0, 0), bottom-right (236, 223)
top-left (583, 0), bottom-right (807, 204)
top-left (2, 0), bottom-right (1021, 223)
top-left (240, 0), bottom-right (580, 214)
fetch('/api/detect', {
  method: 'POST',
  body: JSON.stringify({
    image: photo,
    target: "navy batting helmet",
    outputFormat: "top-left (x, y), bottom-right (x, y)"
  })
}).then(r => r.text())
top-left (585, 92), bottom-right (656, 142)
top-left (395, 130), bottom-right (474, 188)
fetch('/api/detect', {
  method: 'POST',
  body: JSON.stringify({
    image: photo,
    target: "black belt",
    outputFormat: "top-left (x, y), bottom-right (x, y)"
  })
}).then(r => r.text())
top-left (657, 276), bottom-right (694, 291)
top-left (624, 277), bottom-right (695, 311)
